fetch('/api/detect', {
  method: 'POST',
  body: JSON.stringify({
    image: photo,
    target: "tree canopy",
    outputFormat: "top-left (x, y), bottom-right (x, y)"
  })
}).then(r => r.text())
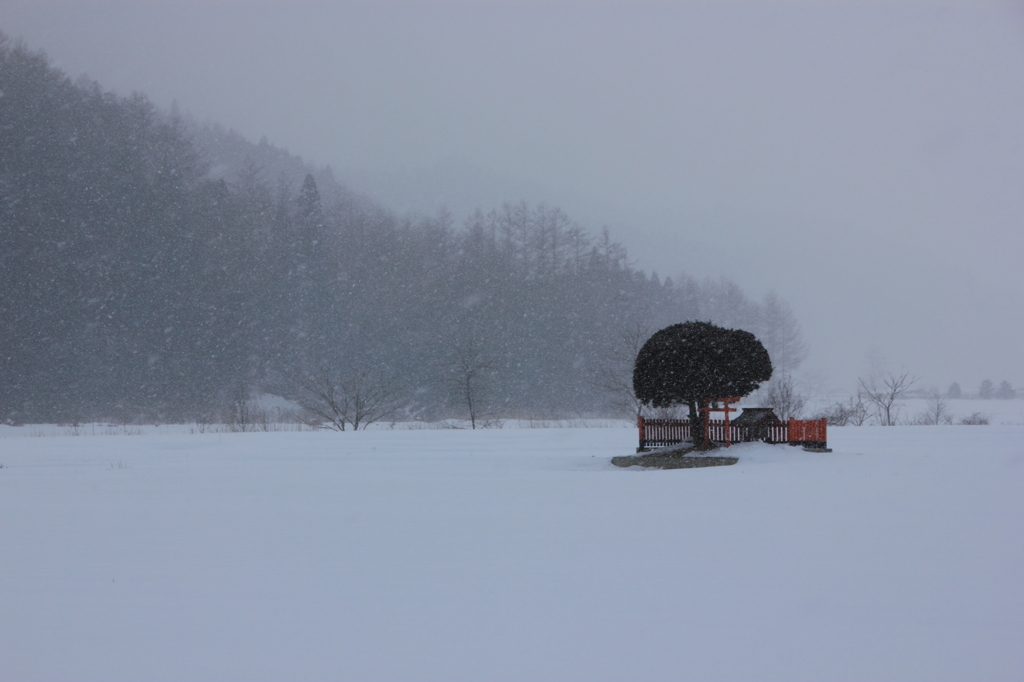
top-left (633, 321), bottom-right (773, 408)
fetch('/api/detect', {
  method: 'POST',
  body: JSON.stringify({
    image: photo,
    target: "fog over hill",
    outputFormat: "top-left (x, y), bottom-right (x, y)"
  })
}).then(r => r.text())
top-left (0, 36), bottom-right (806, 422)
top-left (2, 1), bottom-right (1021, 401)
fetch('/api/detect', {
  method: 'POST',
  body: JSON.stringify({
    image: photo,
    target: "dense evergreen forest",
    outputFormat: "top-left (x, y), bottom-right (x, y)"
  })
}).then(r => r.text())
top-left (0, 35), bottom-right (806, 423)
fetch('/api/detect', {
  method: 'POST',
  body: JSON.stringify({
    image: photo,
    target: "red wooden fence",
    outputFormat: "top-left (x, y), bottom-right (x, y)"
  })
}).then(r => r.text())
top-left (637, 416), bottom-right (827, 450)
top-left (787, 417), bottom-right (827, 445)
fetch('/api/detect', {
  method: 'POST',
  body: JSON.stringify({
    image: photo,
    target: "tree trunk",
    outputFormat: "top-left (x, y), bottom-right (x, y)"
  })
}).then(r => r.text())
top-left (688, 400), bottom-right (705, 448)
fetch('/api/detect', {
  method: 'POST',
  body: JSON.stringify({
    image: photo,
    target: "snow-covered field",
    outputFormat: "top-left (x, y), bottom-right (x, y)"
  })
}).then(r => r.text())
top-left (2, 424), bottom-right (1022, 681)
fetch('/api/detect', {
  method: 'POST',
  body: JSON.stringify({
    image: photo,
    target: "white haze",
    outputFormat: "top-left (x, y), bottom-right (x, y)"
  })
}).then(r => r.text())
top-left (3, 1), bottom-right (1022, 392)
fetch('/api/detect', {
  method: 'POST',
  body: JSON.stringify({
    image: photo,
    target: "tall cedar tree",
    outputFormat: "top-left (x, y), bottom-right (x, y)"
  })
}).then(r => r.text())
top-left (633, 321), bottom-right (773, 447)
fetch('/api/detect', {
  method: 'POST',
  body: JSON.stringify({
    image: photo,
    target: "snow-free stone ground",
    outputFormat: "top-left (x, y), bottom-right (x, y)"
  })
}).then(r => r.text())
top-left (1, 424), bottom-right (1022, 680)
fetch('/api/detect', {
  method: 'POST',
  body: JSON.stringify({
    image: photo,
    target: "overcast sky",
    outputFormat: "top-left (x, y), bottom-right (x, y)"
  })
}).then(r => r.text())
top-left (3, 1), bottom-right (1023, 394)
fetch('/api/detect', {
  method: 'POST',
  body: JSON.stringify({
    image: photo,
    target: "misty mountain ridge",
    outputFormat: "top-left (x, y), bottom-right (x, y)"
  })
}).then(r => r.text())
top-left (0, 34), bottom-right (806, 423)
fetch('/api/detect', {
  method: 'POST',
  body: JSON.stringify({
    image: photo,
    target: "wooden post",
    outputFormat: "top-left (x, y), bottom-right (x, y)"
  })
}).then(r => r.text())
top-left (722, 396), bottom-right (739, 447)
top-left (638, 414), bottom-right (645, 448)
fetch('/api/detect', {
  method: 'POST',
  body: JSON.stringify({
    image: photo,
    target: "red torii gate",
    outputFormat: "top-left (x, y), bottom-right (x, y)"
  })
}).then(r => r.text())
top-left (697, 396), bottom-right (741, 446)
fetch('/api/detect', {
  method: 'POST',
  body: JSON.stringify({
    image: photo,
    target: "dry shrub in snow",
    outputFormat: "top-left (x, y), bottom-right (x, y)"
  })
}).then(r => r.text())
top-left (814, 394), bottom-right (870, 426)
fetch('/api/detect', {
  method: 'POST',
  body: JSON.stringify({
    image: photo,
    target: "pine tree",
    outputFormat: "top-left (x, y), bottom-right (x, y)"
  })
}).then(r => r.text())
top-left (979, 380), bottom-right (994, 399)
top-left (995, 381), bottom-right (1017, 400)
top-left (633, 321), bottom-right (772, 447)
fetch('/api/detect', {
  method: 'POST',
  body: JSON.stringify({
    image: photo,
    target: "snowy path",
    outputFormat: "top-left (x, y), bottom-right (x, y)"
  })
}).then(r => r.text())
top-left (1, 426), bottom-right (1022, 680)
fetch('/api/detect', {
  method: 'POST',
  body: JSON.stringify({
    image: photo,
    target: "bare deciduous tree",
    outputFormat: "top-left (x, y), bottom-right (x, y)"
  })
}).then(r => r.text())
top-left (757, 292), bottom-right (809, 376)
top-left (915, 390), bottom-right (953, 425)
top-left (344, 370), bottom-right (401, 430)
top-left (224, 387), bottom-right (271, 432)
top-left (858, 371), bottom-right (917, 426)
top-left (592, 321), bottom-right (652, 420)
top-left (296, 368), bottom-right (399, 431)
top-left (760, 374), bottom-right (806, 421)
top-left (845, 393), bottom-right (871, 426)
top-left (296, 369), bottom-right (349, 431)
top-left (814, 393), bottom-right (870, 426)
top-left (447, 340), bottom-right (492, 429)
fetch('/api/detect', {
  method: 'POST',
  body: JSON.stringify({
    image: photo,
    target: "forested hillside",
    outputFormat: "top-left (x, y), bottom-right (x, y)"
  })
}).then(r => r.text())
top-left (0, 35), bottom-right (805, 423)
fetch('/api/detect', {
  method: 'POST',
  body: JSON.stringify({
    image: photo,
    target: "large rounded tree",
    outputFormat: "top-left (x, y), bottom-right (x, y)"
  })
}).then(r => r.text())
top-left (633, 321), bottom-right (772, 446)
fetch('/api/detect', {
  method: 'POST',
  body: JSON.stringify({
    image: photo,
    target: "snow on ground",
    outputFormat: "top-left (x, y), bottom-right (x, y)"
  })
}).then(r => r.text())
top-left (1, 424), bottom-right (1022, 681)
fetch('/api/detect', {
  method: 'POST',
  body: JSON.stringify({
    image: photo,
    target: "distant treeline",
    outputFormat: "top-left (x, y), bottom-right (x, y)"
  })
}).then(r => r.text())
top-left (0, 34), bottom-right (805, 423)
